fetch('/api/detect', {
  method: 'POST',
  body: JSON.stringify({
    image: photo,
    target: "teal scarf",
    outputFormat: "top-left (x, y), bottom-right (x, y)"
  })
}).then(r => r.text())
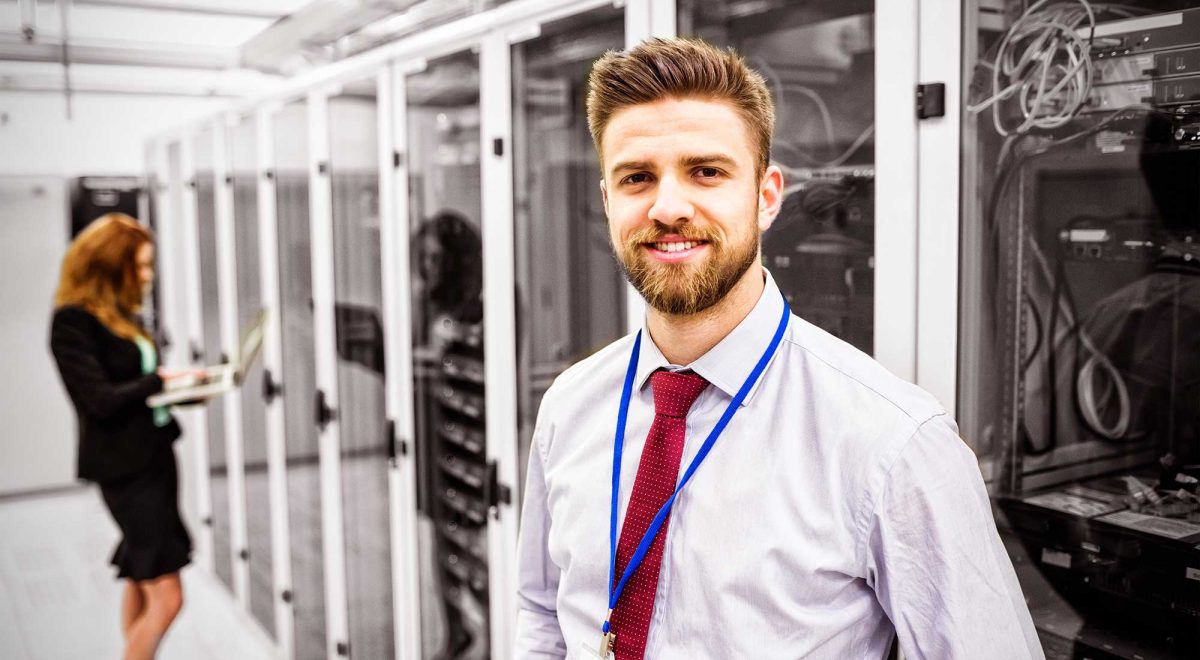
top-left (134, 335), bottom-right (171, 427)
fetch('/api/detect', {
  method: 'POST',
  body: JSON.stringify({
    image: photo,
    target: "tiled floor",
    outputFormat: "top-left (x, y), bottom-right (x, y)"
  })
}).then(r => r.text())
top-left (0, 487), bottom-right (278, 660)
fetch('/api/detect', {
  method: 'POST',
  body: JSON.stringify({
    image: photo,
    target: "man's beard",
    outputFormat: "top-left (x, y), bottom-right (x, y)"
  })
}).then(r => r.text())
top-left (614, 220), bottom-right (760, 316)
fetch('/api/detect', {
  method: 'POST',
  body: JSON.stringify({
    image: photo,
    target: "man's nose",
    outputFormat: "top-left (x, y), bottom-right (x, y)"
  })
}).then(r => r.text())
top-left (647, 174), bottom-right (694, 227)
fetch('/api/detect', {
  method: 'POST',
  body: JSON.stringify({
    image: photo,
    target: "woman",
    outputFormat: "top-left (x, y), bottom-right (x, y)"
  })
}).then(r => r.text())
top-left (49, 212), bottom-right (201, 660)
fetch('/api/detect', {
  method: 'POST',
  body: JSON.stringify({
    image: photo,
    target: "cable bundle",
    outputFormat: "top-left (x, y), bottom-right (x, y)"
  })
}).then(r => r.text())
top-left (969, 0), bottom-right (1098, 136)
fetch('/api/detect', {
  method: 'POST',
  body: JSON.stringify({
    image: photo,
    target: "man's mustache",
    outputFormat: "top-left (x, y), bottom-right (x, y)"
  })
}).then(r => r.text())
top-left (622, 224), bottom-right (721, 248)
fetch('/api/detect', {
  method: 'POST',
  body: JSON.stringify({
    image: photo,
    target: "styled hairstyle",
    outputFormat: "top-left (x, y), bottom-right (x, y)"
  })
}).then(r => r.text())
top-left (586, 37), bottom-right (775, 174)
top-left (54, 212), bottom-right (154, 340)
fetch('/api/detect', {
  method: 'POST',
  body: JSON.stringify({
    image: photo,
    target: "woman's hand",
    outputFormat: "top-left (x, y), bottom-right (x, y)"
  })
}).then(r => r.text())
top-left (156, 367), bottom-right (208, 383)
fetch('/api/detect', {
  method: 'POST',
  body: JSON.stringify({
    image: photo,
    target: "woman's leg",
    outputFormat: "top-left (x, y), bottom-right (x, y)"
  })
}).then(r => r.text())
top-left (120, 579), bottom-right (146, 639)
top-left (123, 572), bottom-right (183, 660)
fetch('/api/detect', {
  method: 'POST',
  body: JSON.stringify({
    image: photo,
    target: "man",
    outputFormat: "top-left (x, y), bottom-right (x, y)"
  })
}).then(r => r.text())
top-left (515, 38), bottom-right (1042, 659)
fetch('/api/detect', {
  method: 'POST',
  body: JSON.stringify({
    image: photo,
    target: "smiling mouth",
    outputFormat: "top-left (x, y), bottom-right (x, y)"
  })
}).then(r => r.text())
top-left (649, 240), bottom-right (705, 253)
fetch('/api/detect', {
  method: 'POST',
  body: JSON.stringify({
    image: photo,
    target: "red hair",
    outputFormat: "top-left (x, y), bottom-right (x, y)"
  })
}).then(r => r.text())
top-left (54, 213), bottom-right (153, 340)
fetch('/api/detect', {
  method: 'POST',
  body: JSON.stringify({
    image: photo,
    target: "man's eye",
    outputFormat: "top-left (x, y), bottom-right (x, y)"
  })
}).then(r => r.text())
top-left (696, 167), bottom-right (720, 178)
top-left (623, 173), bottom-right (650, 185)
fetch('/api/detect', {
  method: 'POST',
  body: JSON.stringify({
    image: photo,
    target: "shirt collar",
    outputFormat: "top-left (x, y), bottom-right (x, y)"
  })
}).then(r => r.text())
top-left (634, 269), bottom-right (788, 405)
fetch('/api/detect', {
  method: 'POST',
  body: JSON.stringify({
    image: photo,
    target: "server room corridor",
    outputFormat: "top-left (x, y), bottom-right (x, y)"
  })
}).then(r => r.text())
top-left (4, 1), bottom-right (1199, 659)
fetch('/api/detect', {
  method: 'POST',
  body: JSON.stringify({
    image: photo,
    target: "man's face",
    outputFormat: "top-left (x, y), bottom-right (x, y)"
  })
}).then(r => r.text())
top-left (600, 97), bottom-right (782, 316)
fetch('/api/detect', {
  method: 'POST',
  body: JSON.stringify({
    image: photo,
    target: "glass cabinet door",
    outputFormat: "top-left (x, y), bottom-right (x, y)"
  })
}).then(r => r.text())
top-left (511, 5), bottom-right (628, 498)
top-left (327, 77), bottom-right (396, 659)
top-left (274, 99), bottom-right (327, 660)
top-left (680, 0), bottom-right (878, 354)
top-left (229, 116), bottom-right (275, 638)
top-left (194, 126), bottom-right (233, 591)
top-left (407, 50), bottom-right (490, 660)
top-left (959, 3), bottom-right (1200, 658)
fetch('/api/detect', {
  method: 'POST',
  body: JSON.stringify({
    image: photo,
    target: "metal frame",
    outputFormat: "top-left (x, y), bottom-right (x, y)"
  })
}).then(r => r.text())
top-left (255, 103), bottom-right (297, 659)
top-left (874, 0), bottom-right (922, 382)
top-left (378, 59), bottom-right (423, 660)
top-left (178, 133), bottom-right (215, 573)
top-left (212, 118), bottom-right (253, 610)
top-left (915, 0), bottom-right (964, 414)
top-left (479, 30), bottom-right (521, 660)
top-left (306, 87), bottom-right (352, 660)
top-left (623, 0), bottom-right (656, 334)
top-left (151, 140), bottom-right (185, 369)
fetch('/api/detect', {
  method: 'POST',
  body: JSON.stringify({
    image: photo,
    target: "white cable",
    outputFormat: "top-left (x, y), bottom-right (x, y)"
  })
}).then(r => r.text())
top-left (967, 0), bottom-right (1098, 136)
top-left (751, 57), bottom-right (837, 148)
top-left (1025, 231), bottom-right (1133, 440)
top-left (1077, 352), bottom-right (1131, 439)
top-left (776, 124), bottom-right (875, 183)
top-left (783, 84), bottom-right (837, 148)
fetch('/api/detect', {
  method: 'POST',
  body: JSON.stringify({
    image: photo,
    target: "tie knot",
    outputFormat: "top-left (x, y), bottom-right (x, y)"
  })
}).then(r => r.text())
top-left (650, 369), bottom-right (709, 418)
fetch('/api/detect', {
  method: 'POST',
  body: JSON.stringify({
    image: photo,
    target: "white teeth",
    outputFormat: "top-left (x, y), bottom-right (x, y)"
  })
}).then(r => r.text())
top-left (653, 241), bottom-right (698, 253)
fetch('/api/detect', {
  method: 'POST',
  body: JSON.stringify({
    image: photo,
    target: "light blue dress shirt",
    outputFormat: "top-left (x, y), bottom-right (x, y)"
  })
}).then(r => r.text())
top-left (515, 272), bottom-right (1043, 659)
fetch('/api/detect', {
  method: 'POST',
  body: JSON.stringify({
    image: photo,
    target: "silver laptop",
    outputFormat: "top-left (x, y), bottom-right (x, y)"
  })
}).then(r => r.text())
top-left (147, 309), bottom-right (267, 407)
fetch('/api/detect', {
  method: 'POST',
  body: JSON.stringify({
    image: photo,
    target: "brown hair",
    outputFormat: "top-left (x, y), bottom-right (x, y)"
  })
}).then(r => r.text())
top-left (586, 37), bottom-right (775, 174)
top-left (54, 212), bottom-right (154, 340)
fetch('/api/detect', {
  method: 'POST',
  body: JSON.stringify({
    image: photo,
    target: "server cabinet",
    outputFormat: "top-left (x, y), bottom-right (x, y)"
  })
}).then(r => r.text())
top-left (193, 126), bottom-right (236, 592)
top-left (405, 49), bottom-right (493, 660)
top-left (678, 0), bottom-right (883, 356)
top-left (955, 3), bottom-right (1200, 658)
top-left (325, 75), bottom-right (398, 660)
top-left (170, 136), bottom-right (217, 573)
top-left (228, 115), bottom-right (277, 638)
top-left (510, 0), bottom-right (628, 520)
top-left (273, 98), bottom-right (329, 660)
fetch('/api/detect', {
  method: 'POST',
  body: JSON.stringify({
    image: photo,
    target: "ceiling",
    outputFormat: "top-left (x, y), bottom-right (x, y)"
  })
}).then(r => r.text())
top-left (0, 0), bottom-right (496, 100)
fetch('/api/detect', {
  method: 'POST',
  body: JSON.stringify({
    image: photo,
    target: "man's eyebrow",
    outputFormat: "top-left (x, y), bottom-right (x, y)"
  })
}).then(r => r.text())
top-left (609, 154), bottom-right (738, 178)
top-left (609, 160), bottom-right (652, 177)
top-left (679, 154), bottom-right (738, 169)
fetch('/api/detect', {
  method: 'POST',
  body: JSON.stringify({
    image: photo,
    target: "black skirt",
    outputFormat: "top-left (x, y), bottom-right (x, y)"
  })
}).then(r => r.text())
top-left (99, 445), bottom-right (192, 581)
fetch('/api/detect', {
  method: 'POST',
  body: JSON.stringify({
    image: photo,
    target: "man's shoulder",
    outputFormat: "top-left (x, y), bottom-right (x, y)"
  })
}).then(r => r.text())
top-left (782, 314), bottom-right (945, 427)
top-left (536, 331), bottom-right (638, 423)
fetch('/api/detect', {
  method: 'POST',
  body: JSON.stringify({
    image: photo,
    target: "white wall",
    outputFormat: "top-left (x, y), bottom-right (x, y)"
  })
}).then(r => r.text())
top-left (0, 92), bottom-right (228, 177)
top-left (0, 176), bottom-right (75, 495)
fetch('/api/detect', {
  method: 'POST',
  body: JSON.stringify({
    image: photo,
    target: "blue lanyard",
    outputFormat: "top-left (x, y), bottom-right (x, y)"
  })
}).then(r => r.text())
top-left (602, 292), bottom-right (790, 637)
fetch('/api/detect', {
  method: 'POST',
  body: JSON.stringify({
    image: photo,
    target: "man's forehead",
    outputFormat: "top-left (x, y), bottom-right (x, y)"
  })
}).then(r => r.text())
top-left (601, 97), bottom-right (755, 167)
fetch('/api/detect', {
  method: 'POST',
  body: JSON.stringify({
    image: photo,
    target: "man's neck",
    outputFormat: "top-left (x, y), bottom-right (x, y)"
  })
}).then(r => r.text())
top-left (645, 264), bottom-right (765, 366)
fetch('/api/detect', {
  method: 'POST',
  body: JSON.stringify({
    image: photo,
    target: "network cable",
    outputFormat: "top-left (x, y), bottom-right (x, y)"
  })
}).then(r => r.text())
top-left (967, 0), bottom-right (1098, 136)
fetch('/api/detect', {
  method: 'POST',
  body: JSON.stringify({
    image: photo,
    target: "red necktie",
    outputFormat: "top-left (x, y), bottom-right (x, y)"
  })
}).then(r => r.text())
top-left (610, 369), bottom-right (709, 660)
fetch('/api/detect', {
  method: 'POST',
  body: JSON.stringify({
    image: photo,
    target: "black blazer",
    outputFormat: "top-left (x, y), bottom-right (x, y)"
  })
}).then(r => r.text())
top-left (49, 305), bottom-right (181, 484)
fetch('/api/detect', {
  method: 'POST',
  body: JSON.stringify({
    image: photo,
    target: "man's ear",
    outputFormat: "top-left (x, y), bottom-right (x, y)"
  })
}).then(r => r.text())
top-left (757, 164), bottom-right (784, 232)
top-left (600, 178), bottom-right (609, 215)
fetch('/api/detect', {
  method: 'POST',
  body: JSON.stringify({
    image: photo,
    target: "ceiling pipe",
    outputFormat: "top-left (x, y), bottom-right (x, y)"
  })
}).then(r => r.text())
top-left (240, 0), bottom-right (422, 74)
top-left (59, 0), bottom-right (72, 119)
top-left (69, 0), bottom-right (290, 20)
top-left (0, 34), bottom-right (240, 69)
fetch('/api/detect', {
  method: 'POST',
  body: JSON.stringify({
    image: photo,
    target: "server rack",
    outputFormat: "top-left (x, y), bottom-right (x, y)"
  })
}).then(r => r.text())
top-left (945, 2), bottom-right (1200, 657)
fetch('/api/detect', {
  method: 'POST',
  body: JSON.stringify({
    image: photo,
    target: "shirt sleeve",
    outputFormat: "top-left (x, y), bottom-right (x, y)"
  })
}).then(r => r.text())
top-left (49, 310), bottom-right (164, 420)
top-left (864, 414), bottom-right (1045, 660)
top-left (514, 421), bottom-right (567, 659)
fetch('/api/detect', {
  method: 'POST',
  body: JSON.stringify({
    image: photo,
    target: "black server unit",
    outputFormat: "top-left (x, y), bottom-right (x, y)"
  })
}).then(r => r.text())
top-left (69, 176), bottom-right (140, 237)
top-left (972, 6), bottom-right (1200, 658)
